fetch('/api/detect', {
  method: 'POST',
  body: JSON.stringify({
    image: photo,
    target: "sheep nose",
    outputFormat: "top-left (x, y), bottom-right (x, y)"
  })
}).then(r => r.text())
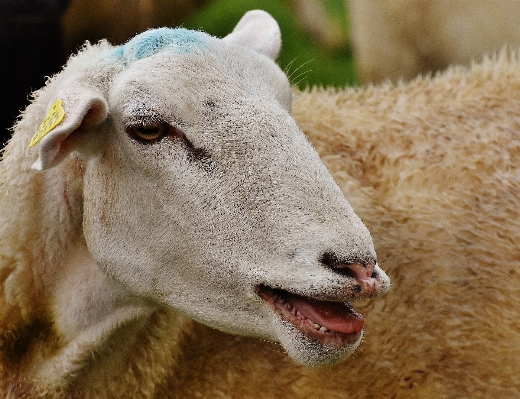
top-left (320, 252), bottom-right (377, 280)
top-left (333, 261), bottom-right (375, 281)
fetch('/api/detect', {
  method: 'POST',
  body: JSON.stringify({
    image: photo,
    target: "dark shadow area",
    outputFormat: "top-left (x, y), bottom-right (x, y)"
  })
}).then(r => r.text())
top-left (0, 0), bottom-right (70, 147)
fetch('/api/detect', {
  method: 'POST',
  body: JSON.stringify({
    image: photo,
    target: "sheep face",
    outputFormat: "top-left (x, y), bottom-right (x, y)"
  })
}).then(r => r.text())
top-left (32, 11), bottom-right (390, 366)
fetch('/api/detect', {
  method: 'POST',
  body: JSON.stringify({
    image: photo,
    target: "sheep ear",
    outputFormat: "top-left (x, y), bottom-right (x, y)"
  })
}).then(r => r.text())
top-left (30, 87), bottom-right (108, 171)
top-left (223, 10), bottom-right (281, 60)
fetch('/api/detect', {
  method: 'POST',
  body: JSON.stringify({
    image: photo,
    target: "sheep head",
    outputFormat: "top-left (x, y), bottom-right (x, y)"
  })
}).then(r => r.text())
top-left (29, 10), bottom-right (390, 366)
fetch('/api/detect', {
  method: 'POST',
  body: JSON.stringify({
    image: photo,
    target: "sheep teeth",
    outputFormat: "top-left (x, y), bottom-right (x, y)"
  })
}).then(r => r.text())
top-left (310, 322), bottom-right (329, 332)
top-left (274, 293), bottom-right (331, 333)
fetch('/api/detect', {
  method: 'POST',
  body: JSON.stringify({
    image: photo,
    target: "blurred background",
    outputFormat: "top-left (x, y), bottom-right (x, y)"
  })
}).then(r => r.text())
top-left (2, 0), bottom-right (520, 146)
top-left (0, 0), bottom-right (355, 147)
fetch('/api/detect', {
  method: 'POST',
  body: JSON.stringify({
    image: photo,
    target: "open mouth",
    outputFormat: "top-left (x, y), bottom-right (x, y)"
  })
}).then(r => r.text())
top-left (257, 285), bottom-right (364, 346)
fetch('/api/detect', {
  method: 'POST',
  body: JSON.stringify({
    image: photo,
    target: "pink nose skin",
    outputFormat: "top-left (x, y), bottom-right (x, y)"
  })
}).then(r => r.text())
top-left (334, 262), bottom-right (382, 297)
top-left (335, 261), bottom-right (375, 281)
top-left (320, 253), bottom-right (384, 297)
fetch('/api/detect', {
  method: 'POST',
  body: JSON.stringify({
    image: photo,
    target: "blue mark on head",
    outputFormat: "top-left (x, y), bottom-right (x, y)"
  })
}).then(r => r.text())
top-left (112, 27), bottom-right (209, 65)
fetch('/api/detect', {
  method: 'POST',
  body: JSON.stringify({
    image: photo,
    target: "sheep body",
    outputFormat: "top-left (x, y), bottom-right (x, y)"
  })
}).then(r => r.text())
top-left (291, 52), bottom-right (520, 397)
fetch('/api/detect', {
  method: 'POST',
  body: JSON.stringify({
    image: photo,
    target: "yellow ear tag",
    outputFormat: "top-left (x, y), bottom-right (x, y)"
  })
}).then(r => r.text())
top-left (29, 99), bottom-right (66, 148)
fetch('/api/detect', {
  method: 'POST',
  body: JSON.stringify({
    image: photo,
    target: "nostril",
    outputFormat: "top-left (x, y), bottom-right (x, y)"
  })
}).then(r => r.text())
top-left (320, 251), bottom-right (376, 281)
top-left (343, 262), bottom-right (375, 281)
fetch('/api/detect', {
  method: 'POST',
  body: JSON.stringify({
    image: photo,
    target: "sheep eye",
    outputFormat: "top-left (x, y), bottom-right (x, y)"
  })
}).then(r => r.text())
top-left (126, 122), bottom-right (169, 143)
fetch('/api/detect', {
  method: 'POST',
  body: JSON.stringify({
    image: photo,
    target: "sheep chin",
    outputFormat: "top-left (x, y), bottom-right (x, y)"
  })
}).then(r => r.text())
top-left (273, 317), bottom-right (363, 367)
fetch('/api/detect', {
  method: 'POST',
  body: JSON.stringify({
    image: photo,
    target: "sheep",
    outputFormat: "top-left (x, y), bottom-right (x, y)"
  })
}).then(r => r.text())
top-left (3, 9), bottom-right (520, 399)
top-left (0, 10), bottom-right (390, 398)
top-left (349, 0), bottom-right (520, 83)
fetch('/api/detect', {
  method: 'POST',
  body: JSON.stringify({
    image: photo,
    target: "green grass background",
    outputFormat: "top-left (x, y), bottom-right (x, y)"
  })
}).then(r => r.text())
top-left (183, 0), bottom-right (357, 89)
